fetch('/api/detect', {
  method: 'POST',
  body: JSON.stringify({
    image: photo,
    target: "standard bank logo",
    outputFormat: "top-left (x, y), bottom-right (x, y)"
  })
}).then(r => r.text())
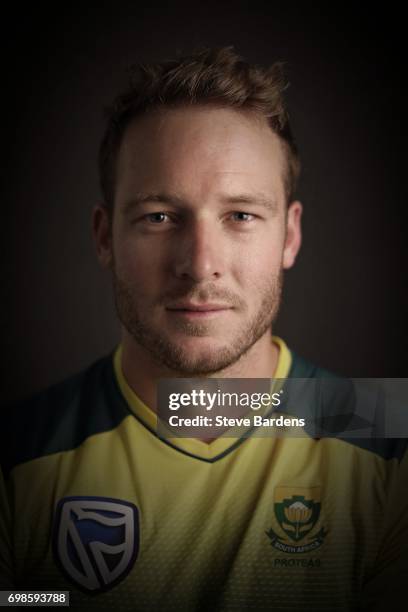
top-left (53, 496), bottom-right (139, 592)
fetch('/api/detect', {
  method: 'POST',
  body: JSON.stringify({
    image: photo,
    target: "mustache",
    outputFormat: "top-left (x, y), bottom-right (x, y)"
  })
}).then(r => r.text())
top-left (160, 284), bottom-right (245, 309)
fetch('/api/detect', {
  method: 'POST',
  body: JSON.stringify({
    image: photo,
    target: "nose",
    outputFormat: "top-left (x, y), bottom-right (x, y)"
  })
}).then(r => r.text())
top-left (173, 218), bottom-right (225, 282)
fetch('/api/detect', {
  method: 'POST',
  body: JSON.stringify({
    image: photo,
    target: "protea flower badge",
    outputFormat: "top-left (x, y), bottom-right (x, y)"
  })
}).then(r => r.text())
top-left (266, 486), bottom-right (327, 554)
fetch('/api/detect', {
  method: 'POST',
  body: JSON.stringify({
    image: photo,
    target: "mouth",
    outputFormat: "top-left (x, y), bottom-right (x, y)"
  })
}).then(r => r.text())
top-left (166, 302), bottom-right (232, 318)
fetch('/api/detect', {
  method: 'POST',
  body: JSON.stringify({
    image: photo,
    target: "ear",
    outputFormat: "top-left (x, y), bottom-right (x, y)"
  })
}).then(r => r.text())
top-left (282, 200), bottom-right (302, 269)
top-left (92, 204), bottom-right (113, 268)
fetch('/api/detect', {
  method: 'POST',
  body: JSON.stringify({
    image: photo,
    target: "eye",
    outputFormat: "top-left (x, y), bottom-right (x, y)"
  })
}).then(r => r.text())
top-left (144, 212), bottom-right (170, 224)
top-left (231, 212), bottom-right (255, 222)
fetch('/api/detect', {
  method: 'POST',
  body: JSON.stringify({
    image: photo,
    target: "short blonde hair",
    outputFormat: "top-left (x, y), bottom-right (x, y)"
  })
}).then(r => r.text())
top-left (99, 47), bottom-right (301, 212)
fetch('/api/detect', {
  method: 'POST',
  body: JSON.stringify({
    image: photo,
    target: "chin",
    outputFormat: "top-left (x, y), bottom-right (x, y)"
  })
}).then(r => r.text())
top-left (173, 336), bottom-right (229, 357)
top-left (157, 336), bottom-right (243, 375)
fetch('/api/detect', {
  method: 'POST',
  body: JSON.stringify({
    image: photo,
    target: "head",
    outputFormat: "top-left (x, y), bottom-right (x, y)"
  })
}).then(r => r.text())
top-left (94, 47), bottom-right (302, 375)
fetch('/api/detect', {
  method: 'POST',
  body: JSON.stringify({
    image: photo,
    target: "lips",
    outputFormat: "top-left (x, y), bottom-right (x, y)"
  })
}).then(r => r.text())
top-left (166, 302), bottom-right (231, 312)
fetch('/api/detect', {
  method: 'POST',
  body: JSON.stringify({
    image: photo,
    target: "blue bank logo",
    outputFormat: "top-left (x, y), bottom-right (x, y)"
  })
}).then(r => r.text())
top-left (53, 496), bottom-right (139, 592)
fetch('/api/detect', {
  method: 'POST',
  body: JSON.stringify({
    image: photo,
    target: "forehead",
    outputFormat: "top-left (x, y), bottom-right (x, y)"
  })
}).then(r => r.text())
top-left (115, 105), bottom-right (287, 206)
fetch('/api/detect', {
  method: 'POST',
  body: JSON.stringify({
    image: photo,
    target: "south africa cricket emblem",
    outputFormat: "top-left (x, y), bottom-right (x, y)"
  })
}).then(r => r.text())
top-left (266, 486), bottom-right (327, 553)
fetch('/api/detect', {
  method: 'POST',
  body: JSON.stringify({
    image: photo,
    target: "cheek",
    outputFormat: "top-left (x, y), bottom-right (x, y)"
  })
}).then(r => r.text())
top-left (233, 240), bottom-right (284, 286)
top-left (113, 238), bottom-right (168, 288)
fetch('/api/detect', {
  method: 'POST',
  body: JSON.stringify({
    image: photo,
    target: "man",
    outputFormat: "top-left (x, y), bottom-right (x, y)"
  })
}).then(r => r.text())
top-left (0, 47), bottom-right (407, 611)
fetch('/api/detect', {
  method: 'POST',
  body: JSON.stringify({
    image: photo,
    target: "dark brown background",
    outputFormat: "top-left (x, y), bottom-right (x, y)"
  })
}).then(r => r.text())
top-left (2, 2), bottom-right (407, 404)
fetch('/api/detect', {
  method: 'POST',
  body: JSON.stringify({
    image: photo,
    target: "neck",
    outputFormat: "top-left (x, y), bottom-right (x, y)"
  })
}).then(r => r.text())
top-left (120, 330), bottom-right (280, 414)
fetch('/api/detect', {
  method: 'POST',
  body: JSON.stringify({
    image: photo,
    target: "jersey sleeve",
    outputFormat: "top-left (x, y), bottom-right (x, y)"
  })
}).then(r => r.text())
top-left (361, 443), bottom-right (408, 609)
top-left (0, 466), bottom-right (14, 588)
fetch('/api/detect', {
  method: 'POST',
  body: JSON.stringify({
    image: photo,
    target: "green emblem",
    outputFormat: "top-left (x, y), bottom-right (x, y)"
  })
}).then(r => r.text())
top-left (275, 495), bottom-right (320, 542)
top-left (266, 486), bottom-right (328, 554)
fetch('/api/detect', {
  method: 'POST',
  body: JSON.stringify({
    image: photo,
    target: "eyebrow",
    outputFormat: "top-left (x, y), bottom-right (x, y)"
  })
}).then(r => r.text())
top-left (122, 193), bottom-right (186, 215)
top-left (121, 192), bottom-right (279, 215)
top-left (220, 194), bottom-right (278, 212)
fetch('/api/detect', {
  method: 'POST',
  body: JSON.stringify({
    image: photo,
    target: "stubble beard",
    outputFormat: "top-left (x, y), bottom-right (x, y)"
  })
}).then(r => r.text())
top-left (112, 269), bottom-right (283, 376)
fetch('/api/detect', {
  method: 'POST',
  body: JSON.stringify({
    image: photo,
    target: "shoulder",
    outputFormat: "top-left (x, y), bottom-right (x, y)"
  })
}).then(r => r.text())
top-left (287, 349), bottom-right (407, 464)
top-left (289, 350), bottom-right (339, 379)
top-left (0, 353), bottom-right (128, 477)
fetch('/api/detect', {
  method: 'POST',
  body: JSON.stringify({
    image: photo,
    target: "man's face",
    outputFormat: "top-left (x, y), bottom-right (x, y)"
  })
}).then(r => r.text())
top-left (97, 106), bottom-right (301, 375)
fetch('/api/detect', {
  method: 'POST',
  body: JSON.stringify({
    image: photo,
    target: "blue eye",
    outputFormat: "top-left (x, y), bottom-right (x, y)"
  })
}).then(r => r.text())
top-left (146, 212), bottom-right (168, 223)
top-left (232, 212), bottom-right (253, 222)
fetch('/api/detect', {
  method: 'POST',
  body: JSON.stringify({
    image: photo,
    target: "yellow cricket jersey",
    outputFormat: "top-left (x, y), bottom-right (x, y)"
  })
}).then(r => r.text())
top-left (0, 337), bottom-right (407, 611)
